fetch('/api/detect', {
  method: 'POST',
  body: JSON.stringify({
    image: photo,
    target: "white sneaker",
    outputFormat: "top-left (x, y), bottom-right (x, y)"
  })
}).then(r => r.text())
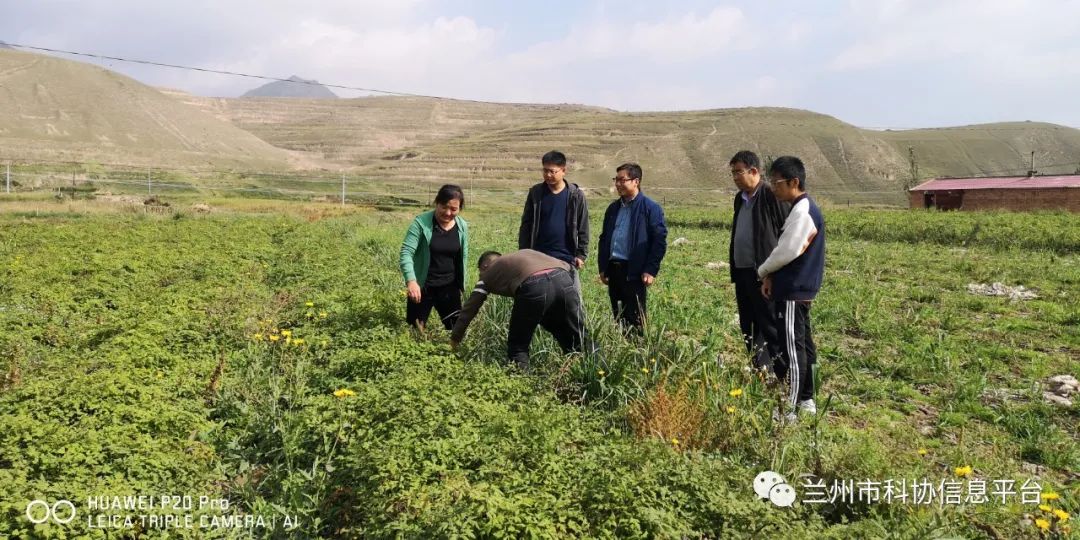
top-left (797, 399), bottom-right (817, 416)
top-left (773, 400), bottom-right (816, 425)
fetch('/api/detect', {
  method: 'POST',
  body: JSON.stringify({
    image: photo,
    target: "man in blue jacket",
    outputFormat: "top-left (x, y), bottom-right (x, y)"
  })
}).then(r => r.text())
top-left (597, 163), bottom-right (668, 331)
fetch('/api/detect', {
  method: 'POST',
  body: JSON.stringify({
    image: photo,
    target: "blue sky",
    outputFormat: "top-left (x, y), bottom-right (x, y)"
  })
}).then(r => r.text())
top-left (4, 0), bottom-right (1080, 128)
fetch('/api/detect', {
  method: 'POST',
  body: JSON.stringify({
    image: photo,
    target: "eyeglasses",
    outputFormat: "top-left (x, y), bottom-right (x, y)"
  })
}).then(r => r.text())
top-left (542, 168), bottom-right (563, 176)
top-left (730, 169), bottom-right (751, 177)
top-left (612, 177), bottom-right (637, 183)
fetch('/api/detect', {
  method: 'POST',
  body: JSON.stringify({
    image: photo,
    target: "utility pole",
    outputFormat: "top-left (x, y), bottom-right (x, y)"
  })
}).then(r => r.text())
top-left (908, 147), bottom-right (919, 189)
top-left (1027, 151), bottom-right (1037, 176)
top-left (341, 173), bottom-right (345, 206)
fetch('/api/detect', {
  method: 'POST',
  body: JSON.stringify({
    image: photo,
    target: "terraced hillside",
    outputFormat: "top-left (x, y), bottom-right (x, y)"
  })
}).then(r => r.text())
top-left (175, 92), bottom-right (608, 164)
top-left (178, 93), bottom-right (1080, 205)
top-left (4, 48), bottom-right (1080, 205)
top-left (346, 107), bottom-right (913, 204)
top-left (0, 49), bottom-right (291, 169)
top-left (879, 122), bottom-right (1080, 180)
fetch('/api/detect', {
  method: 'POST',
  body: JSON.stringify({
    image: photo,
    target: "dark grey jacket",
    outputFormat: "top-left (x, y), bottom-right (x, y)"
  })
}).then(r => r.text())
top-left (729, 185), bottom-right (791, 282)
top-left (518, 182), bottom-right (589, 262)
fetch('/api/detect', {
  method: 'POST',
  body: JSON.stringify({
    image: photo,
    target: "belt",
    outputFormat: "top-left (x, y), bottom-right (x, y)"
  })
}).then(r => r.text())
top-left (520, 267), bottom-right (566, 287)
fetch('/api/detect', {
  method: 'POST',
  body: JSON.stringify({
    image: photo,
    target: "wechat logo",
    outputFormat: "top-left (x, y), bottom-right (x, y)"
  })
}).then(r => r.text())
top-left (754, 471), bottom-right (796, 507)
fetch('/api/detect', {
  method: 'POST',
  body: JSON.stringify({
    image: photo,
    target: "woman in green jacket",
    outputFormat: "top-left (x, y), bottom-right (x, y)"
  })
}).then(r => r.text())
top-left (399, 184), bottom-right (469, 330)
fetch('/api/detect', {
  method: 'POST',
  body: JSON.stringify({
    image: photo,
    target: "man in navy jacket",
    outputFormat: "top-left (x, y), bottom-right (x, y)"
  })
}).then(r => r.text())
top-left (597, 163), bottom-right (668, 331)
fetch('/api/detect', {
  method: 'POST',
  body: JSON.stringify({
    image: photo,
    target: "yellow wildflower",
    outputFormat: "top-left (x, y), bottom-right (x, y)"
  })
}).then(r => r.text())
top-left (292, 338), bottom-right (305, 346)
top-left (641, 367), bottom-right (650, 374)
top-left (319, 311), bottom-right (328, 319)
top-left (598, 370), bottom-right (606, 377)
top-left (333, 388), bottom-right (356, 398)
top-left (269, 334), bottom-right (280, 342)
top-left (305, 301), bottom-right (314, 307)
top-left (1035, 518), bottom-right (1050, 531)
top-left (285, 337), bottom-right (292, 345)
top-left (726, 406), bottom-right (736, 414)
top-left (1053, 509), bottom-right (1070, 522)
top-left (729, 388), bottom-right (743, 398)
top-left (281, 329), bottom-right (292, 337)
top-left (671, 437), bottom-right (680, 446)
top-left (253, 333), bottom-right (264, 341)
top-left (917, 448), bottom-right (928, 456)
top-left (1040, 504), bottom-right (1053, 512)
top-left (320, 339), bottom-right (329, 347)
top-left (953, 465), bottom-right (973, 478)
top-left (1043, 492), bottom-right (1060, 501)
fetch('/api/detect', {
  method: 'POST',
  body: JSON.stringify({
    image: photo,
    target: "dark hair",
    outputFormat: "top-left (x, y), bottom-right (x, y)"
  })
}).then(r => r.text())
top-left (616, 162), bottom-right (643, 182)
top-left (541, 151), bottom-right (567, 167)
top-left (435, 184), bottom-right (465, 210)
top-left (729, 150), bottom-right (761, 170)
top-left (768, 156), bottom-right (806, 190)
top-left (477, 251), bottom-right (501, 268)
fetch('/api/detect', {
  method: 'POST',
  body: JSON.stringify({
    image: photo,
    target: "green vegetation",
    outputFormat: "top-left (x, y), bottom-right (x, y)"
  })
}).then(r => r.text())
top-left (0, 201), bottom-right (1077, 538)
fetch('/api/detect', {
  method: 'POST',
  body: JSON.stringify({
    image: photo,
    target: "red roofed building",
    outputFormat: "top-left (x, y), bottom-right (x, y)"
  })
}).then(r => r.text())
top-left (909, 175), bottom-right (1080, 212)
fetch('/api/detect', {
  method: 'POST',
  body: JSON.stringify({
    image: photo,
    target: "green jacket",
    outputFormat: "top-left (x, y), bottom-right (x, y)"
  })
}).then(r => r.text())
top-left (399, 211), bottom-right (469, 290)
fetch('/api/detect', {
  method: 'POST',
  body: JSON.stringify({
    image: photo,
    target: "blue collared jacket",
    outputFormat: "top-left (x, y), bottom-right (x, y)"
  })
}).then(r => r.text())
top-left (597, 193), bottom-right (668, 279)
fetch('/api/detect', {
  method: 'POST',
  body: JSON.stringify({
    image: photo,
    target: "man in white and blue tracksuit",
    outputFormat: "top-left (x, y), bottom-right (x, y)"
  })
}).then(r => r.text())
top-left (757, 156), bottom-right (825, 422)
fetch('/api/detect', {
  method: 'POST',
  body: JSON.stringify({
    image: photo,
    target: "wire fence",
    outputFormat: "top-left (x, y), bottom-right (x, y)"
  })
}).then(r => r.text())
top-left (0, 159), bottom-right (513, 207)
top-left (0, 158), bottom-right (918, 210)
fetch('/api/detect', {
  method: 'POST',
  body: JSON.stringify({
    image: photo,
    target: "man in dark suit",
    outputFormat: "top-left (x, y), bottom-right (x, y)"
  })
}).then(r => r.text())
top-left (728, 151), bottom-right (790, 369)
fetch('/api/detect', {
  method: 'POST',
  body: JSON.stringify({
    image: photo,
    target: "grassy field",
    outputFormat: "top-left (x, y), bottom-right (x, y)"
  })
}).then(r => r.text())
top-left (0, 197), bottom-right (1077, 538)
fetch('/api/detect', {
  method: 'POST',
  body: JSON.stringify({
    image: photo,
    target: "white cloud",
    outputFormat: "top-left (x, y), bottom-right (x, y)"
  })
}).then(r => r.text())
top-left (512, 6), bottom-right (754, 67)
top-left (829, 0), bottom-right (1080, 73)
top-left (6, 1), bottom-right (1079, 125)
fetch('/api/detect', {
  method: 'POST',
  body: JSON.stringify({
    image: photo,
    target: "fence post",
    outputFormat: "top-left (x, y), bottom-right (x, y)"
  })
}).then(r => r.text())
top-left (147, 169), bottom-right (152, 196)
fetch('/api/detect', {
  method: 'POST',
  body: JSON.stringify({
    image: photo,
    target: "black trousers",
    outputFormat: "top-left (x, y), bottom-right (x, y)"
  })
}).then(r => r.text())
top-left (733, 267), bottom-right (783, 368)
top-left (776, 300), bottom-right (817, 404)
top-left (507, 269), bottom-right (585, 369)
top-left (406, 282), bottom-right (462, 330)
top-left (606, 261), bottom-right (647, 329)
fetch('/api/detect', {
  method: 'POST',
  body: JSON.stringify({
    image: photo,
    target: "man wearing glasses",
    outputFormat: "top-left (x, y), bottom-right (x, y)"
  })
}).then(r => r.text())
top-left (597, 163), bottom-right (668, 331)
top-left (728, 150), bottom-right (790, 370)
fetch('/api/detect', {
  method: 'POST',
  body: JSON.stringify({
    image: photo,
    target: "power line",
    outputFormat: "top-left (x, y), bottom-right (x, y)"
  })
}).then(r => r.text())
top-left (5, 42), bottom-right (490, 104)
top-left (12, 42), bottom-right (1078, 132)
top-left (939, 161), bottom-right (1080, 178)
